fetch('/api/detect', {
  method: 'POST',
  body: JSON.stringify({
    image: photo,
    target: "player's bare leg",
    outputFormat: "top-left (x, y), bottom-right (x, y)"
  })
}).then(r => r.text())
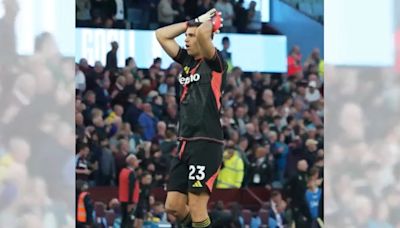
top-left (188, 192), bottom-right (211, 227)
top-left (165, 191), bottom-right (191, 226)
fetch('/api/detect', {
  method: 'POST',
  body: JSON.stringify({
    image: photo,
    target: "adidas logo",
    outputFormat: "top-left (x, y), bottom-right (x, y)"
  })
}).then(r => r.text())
top-left (192, 180), bottom-right (202, 188)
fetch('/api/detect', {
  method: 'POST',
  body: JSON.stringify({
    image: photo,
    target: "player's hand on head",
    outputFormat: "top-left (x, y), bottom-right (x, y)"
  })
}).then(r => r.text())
top-left (196, 8), bottom-right (217, 23)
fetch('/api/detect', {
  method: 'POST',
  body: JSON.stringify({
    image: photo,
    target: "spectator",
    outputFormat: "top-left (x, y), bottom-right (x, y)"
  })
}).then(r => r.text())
top-left (287, 45), bottom-right (303, 77)
top-left (123, 94), bottom-right (143, 131)
top-left (97, 138), bottom-right (116, 186)
top-left (216, 144), bottom-right (244, 188)
top-left (95, 77), bottom-right (112, 112)
top-left (196, 0), bottom-right (214, 16)
top-left (286, 159), bottom-right (310, 228)
top-left (304, 48), bottom-right (321, 76)
top-left (215, 0), bottom-right (235, 33)
top-left (305, 81), bottom-right (321, 103)
top-left (303, 139), bottom-right (318, 168)
top-left (76, 143), bottom-right (92, 181)
top-left (86, 61), bottom-right (105, 91)
top-left (76, 0), bottom-right (91, 24)
top-left (173, 0), bottom-right (190, 23)
top-left (110, 76), bottom-right (127, 105)
top-left (151, 201), bottom-right (169, 223)
top-left (90, 0), bottom-right (104, 19)
top-left (233, 0), bottom-right (247, 33)
top-left (305, 172), bottom-right (322, 227)
top-left (118, 154), bottom-right (140, 228)
top-left (152, 121), bottom-right (167, 144)
top-left (209, 201), bottom-right (233, 227)
top-left (152, 95), bottom-right (165, 119)
top-left (134, 172), bottom-right (153, 228)
top-left (233, 105), bottom-right (247, 135)
top-left (108, 198), bottom-right (122, 227)
top-left (269, 199), bottom-right (289, 228)
top-left (158, 0), bottom-right (179, 27)
top-left (75, 64), bottom-right (86, 96)
top-left (106, 41), bottom-right (119, 72)
top-left (76, 181), bottom-right (94, 227)
top-left (247, 145), bottom-right (274, 187)
top-left (138, 103), bottom-right (158, 141)
top-left (105, 104), bottom-right (124, 124)
top-left (246, 1), bottom-right (262, 34)
top-left (221, 36), bottom-right (233, 72)
top-left (269, 131), bottom-right (289, 183)
top-left (125, 57), bottom-right (138, 78)
top-left (114, 138), bottom-right (130, 177)
top-left (103, 0), bottom-right (117, 20)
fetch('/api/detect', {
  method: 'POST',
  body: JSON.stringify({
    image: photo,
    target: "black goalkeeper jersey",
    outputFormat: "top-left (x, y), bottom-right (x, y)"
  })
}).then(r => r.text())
top-left (173, 47), bottom-right (228, 144)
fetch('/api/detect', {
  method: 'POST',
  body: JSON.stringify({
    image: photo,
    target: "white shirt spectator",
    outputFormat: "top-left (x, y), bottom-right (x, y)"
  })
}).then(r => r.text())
top-left (75, 69), bottom-right (86, 92)
top-left (305, 81), bottom-right (321, 103)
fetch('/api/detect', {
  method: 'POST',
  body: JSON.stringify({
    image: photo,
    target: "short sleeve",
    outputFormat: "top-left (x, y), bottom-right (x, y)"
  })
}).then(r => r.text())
top-left (204, 48), bottom-right (228, 73)
top-left (173, 47), bottom-right (192, 65)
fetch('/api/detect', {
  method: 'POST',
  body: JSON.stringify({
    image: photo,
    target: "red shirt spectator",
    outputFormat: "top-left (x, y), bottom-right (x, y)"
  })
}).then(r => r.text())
top-left (287, 46), bottom-right (303, 76)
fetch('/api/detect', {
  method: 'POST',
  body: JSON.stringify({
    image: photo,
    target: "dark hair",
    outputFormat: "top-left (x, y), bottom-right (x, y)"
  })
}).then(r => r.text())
top-left (141, 171), bottom-right (152, 179)
top-left (125, 57), bottom-right (133, 66)
top-left (187, 21), bottom-right (202, 27)
top-left (153, 57), bottom-right (162, 64)
top-left (77, 142), bottom-right (88, 152)
top-left (187, 22), bottom-right (214, 39)
top-left (222, 36), bottom-right (230, 43)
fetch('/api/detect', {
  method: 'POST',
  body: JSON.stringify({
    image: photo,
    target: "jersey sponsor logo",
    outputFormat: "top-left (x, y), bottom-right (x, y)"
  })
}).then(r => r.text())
top-left (183, 66), bottom-right (190, 74)
top-left (178, 73), bottom-right (201, 85)
top-left (192, 180), bottom-right (203, 187)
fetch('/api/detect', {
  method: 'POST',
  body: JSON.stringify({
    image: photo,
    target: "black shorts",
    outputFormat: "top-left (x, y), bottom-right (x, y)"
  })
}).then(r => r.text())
top-left (167, 140), bottom-right (223, 194)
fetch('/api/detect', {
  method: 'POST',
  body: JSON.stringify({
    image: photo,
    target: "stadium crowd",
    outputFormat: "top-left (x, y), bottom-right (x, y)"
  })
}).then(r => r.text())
top-left (76, 0), bottom-right (264, 34)
top-left (75, 36), bottom-right (324, 227)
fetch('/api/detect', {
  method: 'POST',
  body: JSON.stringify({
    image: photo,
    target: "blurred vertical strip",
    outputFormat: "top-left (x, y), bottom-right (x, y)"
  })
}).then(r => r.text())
top-left (325, 0), bottom-right (400, 227)
top-left (0, 0), bottom-right (75, 227)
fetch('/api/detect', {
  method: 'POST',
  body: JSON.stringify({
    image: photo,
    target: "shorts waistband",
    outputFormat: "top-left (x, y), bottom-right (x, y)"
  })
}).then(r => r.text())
top-left (177, 137), bottom-right (225, 145)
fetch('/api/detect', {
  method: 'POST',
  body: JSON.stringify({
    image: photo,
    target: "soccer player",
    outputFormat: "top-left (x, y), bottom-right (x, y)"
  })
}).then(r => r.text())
top-left (155, 8), bottom-right (227, 228)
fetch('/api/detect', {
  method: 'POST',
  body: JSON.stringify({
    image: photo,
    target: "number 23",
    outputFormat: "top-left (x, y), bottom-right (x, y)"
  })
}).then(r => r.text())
top-left (189, 165), bottom-right (205, 180)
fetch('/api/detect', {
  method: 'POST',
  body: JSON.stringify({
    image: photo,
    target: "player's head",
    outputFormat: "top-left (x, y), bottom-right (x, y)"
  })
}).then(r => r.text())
top-left (185, 23), bottom-right (214, 57)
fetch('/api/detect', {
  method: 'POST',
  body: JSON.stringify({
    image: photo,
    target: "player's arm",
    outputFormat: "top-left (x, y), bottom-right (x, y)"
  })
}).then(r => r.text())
top-left (155, 22), bottom-right (187, 59)
top-left (196, 20), bottom-right (215, 60)
top-left (196, 13), bottom-right (226, 73)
